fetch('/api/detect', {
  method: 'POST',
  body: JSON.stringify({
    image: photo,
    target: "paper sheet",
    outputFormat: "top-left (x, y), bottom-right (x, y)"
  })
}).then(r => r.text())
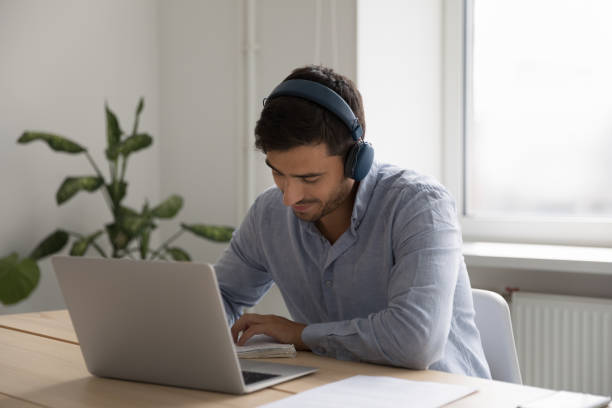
top-left (518, 390), bottom-right (611, 408)
top-left (258, 375), bottom-right (477, 408)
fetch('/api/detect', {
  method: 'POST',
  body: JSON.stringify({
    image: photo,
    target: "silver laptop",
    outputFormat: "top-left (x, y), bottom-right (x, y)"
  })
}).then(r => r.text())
top-left (51, 256), bottom-right (316, 394)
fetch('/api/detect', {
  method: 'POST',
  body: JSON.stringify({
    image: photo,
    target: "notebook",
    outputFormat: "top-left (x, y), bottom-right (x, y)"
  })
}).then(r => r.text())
top-left (51, 256), bottom-right (316, 394)
top-left (236, 334), bottom-right (297, 358)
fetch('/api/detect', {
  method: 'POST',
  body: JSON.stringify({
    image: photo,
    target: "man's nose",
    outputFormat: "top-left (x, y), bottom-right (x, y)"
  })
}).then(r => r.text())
top-left (282, 180), bottom-right (304, 207)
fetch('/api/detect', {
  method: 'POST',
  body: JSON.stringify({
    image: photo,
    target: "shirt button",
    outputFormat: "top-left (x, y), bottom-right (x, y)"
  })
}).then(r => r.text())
top-left (325, 280), bottom-right (333, 287)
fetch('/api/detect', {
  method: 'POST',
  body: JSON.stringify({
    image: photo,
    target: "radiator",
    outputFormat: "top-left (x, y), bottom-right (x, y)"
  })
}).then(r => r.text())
top-left (511, 292), bottom-right (612, 395)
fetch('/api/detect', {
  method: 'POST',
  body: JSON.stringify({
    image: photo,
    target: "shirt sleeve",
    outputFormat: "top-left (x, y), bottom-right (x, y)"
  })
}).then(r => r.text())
top-left (301, 186), bottom-right (461, 369)
top-left (214, 196), bottom-right (274, 326)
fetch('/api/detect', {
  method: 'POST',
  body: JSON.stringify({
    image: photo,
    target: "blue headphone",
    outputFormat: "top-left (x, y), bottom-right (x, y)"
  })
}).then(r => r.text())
top-left (266, 79), bottom-right (374, 181)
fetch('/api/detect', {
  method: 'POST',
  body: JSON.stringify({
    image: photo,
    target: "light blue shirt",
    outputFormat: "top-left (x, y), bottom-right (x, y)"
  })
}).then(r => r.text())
top-left (215, 162), bottom-right (491, 379)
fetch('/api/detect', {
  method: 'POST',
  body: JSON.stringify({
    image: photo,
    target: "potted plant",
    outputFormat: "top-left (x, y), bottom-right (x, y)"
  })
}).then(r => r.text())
top-left (0, 98), bottom-right (233, 306)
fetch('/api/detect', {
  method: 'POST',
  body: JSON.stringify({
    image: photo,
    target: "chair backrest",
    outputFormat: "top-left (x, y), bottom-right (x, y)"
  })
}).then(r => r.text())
top-left (472, 288), bottom-right (523, 384)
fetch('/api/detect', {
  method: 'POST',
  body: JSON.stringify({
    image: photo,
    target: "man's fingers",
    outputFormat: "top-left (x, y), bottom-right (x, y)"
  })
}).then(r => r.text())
top-left (236, 325), bottom-right (264, 346)
top-left (231, 313), bottom-right (263, 342)
top-left (231, 313), bottom-right (304, 346)
top-left (231, 316), bottom-right (251, 342)
top-left (231, 318), bottom-right (246, 342)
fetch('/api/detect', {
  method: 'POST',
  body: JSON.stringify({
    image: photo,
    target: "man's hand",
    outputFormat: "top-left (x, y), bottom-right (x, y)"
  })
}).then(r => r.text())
top-left (231, 313), bottom-right (310, 351)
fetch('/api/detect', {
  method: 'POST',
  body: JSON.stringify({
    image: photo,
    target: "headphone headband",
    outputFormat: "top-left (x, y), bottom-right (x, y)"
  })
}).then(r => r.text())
top-left (266, 79), bottom-right (364, 141)
top-left (265, 78), bottom-right (374, 181)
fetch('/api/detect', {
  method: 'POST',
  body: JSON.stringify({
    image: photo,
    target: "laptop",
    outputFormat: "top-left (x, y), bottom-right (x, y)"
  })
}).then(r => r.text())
top-left (51, 255), bottom-right (317, 394)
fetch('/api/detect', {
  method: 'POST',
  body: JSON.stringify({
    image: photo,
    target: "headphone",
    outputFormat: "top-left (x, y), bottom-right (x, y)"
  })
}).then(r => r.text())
top-left (266, 79), bottom-right (374, 181)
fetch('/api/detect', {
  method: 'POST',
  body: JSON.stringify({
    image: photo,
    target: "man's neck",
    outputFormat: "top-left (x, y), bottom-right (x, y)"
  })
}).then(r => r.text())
top-left (315, 184), bottom-right (358, 245)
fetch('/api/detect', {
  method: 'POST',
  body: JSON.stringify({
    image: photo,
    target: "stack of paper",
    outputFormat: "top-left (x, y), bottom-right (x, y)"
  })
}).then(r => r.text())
top-left (235, 334), bottom-right (297, 359)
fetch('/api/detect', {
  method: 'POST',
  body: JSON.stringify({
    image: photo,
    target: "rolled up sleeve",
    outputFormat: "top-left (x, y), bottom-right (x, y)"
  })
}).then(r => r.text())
top-left (214, 197), bottom-right (273, 326)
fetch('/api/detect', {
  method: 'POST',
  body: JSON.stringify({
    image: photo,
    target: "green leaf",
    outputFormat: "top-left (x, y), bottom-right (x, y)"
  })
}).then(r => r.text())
top-left (181, 223), bottom-right (234, 242)
top-left (139, 228), bottom-right (151, 260)
top-left (120, 214), bottom-right (150, 236)
top-left (105, 103), bottom-right (122, 157)
top-left (108, 207), bottom-right (153, 250)
top-left (70, 240), bottom-right (88, 257)
top-left (166, 247), bottom-right (191, 262)
top-left (117, 206), bottom-right (151, 236)
top-left (69, 230), bottom-right (103, 256)
top-left (151, 195), bottom-right (183, 219)
top-left (108, 181), bottom-right (127, 206)
top-left (138, 202), bottom-right (154, 260)
top-left (18, 131), bottom-right (85, 154)
top-left (0, 253), bottom-right (18, 266)
top-left (29, 230), bottom-right (69, 260)
top-left (105, 144), bottom-right (120, 161)
top-left (0, 254), bottom-right (40, 305)
top-left (0, 253), bottom-right (18, 278)
top-left (136, 97), bottom-right (144, 116)
top-left (119, 205), bottom-right (139, 217)
top-left (119, 133), bottom-right (152, 157)
top-left (132, 97), bottom-right (145, 135)
top-left (106, 223), bottom-right (130, 251)
top-left (56, 176), bottom-right (104, 205)
top-left (141, 201), bottom-right (150, 216)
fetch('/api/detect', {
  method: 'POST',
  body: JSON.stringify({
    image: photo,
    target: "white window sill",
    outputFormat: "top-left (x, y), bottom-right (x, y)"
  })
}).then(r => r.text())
top-left (462, 242), bottom-right (612, 275)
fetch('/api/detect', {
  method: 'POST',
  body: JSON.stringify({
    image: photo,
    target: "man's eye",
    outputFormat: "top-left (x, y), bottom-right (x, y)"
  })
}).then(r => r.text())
top-left (302, 178), bottom-right (319, 184)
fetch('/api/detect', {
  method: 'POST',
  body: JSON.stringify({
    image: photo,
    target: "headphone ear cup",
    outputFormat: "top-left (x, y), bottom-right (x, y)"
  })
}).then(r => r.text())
top-left (344, 143), bottom-right (360, 179)
top-left (352, 141), bottom-right (374, 181)
top-left (344, 141), bottom-right (374, 181)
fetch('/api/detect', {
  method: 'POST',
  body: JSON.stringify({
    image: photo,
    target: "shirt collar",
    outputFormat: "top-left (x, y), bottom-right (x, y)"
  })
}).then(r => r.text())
top-left (294, 161), bottom-right (380, 236)
top-left (350, 160), bottom-right (379, 232)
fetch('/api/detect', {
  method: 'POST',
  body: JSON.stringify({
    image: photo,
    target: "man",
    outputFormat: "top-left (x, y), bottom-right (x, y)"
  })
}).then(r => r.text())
top-left (214, 65), bottom-right (491, 378)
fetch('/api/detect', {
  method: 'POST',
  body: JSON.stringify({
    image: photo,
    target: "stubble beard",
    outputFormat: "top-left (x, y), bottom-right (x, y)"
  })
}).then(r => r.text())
top-left (293, 179), bottom-right (354, 223)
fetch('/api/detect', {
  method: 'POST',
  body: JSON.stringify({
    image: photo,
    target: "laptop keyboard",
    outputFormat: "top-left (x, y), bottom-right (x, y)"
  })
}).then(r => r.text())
top-left (242, 370), bottom-right (281, 385)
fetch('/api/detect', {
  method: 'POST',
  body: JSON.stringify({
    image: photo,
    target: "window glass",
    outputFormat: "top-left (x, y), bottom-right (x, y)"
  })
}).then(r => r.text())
top-left (467, 0), bottom-right (612, 218)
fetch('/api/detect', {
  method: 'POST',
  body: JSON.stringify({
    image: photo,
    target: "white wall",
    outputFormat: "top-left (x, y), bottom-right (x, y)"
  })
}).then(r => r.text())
top-left (0, 0), bottom-right (359, 316)
top-left (0, 0), bottom-right (161, 314)
top-left (358, 0), bottom-right (442, 180)
top-left (157, 0), bottom-right (243, 264)
top-left (157, 0), bottom-right (357, 317)
top-left (0, 0), bottom-right (443, 318)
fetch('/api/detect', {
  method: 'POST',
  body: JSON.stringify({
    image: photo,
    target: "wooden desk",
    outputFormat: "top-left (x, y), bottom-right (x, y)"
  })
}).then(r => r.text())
top-left (0, 310), bottom-right (564, 407)
top-left (0, 394), bottom-right (41, 408)
top-left (0, 328), bottom-right (291, 408)
top-left (0, 309), bottom-right (77, 343)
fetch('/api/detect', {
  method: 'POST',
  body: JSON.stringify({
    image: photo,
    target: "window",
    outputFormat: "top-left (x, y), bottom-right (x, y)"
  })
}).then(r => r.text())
top-left (444, 0), bottom-right (612, 246)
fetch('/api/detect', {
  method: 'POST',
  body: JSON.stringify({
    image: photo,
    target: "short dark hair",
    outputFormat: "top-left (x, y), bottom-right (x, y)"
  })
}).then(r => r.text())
top-left (254, 65), bottom-right (366, 156)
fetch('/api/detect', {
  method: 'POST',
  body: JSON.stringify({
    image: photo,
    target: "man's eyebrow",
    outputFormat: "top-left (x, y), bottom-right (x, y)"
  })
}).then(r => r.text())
top-left (265, 159), bottom-right (325, 178)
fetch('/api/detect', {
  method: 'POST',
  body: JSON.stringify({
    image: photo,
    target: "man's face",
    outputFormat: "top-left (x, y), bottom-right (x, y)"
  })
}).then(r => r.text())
top-left (266, 144), bottom-right (355, 223)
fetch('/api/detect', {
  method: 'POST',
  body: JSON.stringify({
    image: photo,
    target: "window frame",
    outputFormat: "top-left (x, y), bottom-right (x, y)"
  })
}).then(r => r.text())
top-left (442, 0), bottom-right (612, 247)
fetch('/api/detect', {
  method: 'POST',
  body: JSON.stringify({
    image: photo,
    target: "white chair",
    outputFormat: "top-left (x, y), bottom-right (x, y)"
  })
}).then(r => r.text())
top-left (472, 288), bottom-right (523, 384)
